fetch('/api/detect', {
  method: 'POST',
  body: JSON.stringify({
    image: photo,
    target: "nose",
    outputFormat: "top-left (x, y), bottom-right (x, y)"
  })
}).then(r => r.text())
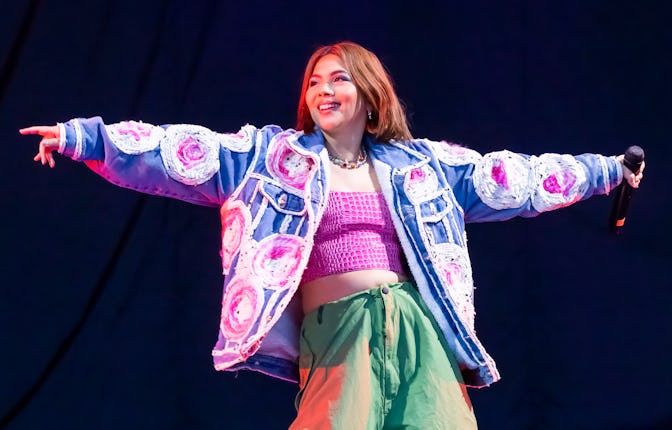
top-left (319, 81), bottom-right (335, 95)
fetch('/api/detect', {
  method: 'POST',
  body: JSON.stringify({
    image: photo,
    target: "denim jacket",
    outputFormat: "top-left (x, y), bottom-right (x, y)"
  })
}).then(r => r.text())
top-left (58, 117), bottom-right (622, 387)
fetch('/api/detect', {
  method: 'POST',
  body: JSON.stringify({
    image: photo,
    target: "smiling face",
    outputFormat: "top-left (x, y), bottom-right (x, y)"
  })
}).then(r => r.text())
top-left (304, 54), bottom-right (369, 141)
top-left (296, 42), bottom-right (412, 143)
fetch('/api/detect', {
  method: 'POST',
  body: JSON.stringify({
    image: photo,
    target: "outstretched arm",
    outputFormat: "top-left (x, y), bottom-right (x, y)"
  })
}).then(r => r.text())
top-left (20, 117), bottom-right (269, 207)
top-left (428, 141), bottom-right (644, 223)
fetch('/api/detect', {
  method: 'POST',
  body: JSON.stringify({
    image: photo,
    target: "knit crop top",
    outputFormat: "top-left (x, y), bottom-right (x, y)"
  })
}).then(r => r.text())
top-left (301, 191), bottom-right (406, 284)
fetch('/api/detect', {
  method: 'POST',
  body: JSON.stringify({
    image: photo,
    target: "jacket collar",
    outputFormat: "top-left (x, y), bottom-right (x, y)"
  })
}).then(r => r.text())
top-left (293, 128), bottom-right (429, 173)
top-left (364, 134), bottom-right (429, 173)
top-left (295, 127), bottom-right (326, 154)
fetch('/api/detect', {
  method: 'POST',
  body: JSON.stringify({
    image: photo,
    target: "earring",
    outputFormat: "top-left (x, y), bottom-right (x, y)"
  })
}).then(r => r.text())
top-left (367, 110), bottom-right (373, 121)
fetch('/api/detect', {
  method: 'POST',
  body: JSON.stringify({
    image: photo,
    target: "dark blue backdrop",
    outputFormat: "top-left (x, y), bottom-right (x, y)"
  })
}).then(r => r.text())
top-left (1, 1), bottom-right (670, 429)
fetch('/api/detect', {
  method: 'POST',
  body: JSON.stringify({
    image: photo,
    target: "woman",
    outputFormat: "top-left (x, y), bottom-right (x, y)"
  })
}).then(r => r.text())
top-left (21, 41), bottom-right (643, 429)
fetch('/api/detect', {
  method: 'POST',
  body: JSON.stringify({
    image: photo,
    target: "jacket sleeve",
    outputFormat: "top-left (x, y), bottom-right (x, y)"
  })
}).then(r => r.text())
top-left (57, 116), bottom-right (276, 207)
top-left (428, 141), bottom-right (624, 223)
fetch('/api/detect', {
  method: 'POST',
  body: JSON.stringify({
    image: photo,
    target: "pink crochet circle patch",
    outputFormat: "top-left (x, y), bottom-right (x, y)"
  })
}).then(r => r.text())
top-left (267, 135), bottom-right (315, 191)
top-left (252, 234), bottom-right (304, 288)
top-left (220, 278), bottom-right (263, 341)
top-left (220, 200), bottom-right (251, 275)
top-left (543, 171), bottom-right (577, 198)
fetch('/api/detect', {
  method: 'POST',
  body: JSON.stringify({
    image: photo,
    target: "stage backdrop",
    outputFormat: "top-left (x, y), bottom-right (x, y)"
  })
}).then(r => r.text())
top-left (1, 1), bottom-right (670, 429)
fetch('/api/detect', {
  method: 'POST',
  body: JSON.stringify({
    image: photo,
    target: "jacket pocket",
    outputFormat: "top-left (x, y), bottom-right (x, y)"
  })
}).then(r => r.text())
top-left (259, 180), bottom-right (306, 216)
top-left (418, 191), bottom-right (454, 222)
top-left (416, 191), bottom-right (461, 245)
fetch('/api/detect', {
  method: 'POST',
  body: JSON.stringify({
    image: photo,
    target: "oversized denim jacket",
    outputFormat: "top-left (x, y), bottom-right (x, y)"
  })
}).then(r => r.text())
top-left (58, 117), bottom-right (623, 388)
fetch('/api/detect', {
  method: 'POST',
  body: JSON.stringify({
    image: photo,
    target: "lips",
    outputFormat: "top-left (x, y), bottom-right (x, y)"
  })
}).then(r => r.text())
top-left (318, 102), bottom-right (340, 111)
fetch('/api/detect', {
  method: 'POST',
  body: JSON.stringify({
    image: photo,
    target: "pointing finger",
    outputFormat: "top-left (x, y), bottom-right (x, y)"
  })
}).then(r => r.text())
top-left (20, 126), bottom-right (46, 135)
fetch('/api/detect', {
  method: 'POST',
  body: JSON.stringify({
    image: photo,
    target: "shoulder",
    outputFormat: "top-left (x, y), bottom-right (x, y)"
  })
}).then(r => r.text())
top-left (219, 124), bottom-right (303, 153)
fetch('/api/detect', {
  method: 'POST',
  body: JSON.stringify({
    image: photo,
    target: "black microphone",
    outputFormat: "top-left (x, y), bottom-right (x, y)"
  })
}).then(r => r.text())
top-left (609, 145), bottom-right (645, 235)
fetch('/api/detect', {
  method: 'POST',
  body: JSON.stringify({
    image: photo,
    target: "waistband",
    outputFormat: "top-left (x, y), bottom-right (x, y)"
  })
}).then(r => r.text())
top-left (304, 281), bottom-right (416, 320)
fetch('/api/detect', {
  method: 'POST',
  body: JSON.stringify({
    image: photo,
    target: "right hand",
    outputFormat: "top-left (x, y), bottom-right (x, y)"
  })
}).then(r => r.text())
top-left (19, 125), bottom-right (61, 168)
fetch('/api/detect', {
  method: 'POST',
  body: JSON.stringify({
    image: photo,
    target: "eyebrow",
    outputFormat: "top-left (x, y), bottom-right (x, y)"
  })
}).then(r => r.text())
top-left (310, 69), bottom-right (349, 79)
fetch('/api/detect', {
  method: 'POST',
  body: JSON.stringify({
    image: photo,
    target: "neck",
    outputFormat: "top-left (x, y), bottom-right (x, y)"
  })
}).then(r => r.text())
top-left (321, 130), bottom-right (366, 161)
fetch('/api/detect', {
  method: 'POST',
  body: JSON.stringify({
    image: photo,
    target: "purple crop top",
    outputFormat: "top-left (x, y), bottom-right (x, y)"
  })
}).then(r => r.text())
top-left (301, 191), bottom-right (406, 284)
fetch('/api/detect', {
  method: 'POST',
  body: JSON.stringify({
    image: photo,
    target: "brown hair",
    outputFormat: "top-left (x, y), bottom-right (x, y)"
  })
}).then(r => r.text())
top-left (296, 41), bottom-right (412, 142)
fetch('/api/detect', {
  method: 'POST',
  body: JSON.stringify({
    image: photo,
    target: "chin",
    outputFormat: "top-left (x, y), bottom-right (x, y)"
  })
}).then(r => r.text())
top-left (316, 121), bottom-right (339, 133)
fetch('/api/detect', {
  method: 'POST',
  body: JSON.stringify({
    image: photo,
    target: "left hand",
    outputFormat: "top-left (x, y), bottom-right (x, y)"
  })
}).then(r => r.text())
top-left (616, 154), bottom-right (645, 189)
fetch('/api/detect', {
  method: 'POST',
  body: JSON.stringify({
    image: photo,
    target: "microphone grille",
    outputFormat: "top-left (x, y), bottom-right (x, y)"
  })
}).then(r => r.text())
top-left (624, 145), bottom-right (645, 172)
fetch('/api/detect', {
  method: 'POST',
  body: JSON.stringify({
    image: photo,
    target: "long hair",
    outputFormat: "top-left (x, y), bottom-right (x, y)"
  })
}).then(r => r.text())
top-left (296, 41), bottom-right (412, 142)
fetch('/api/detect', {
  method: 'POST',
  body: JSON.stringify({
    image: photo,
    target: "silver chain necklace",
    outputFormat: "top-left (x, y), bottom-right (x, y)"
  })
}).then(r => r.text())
top-left (328, 146), bottom-right (367, 169)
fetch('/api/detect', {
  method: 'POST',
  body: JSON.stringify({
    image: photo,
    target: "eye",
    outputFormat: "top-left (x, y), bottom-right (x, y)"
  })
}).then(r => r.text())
top-left (308, 79), bottom-right (319, 87)
top-left (333, 74), bottom-right (350, 82)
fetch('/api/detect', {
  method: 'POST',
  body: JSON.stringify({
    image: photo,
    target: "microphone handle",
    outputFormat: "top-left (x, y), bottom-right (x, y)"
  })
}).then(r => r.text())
top-left (609, 145), bottom-right (644, 234)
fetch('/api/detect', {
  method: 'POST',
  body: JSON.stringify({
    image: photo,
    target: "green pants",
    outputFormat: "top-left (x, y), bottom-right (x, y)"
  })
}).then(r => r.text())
top-left (290, 282), bottom-right (478, 430)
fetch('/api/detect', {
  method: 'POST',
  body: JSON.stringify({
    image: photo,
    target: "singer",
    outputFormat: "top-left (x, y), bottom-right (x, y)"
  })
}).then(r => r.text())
top-left (21, 41), bottom-right (644, 429)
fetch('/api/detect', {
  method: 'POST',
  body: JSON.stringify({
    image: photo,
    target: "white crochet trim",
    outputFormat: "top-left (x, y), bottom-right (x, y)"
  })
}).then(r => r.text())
top-left (160, 124), bottom-right (220, 186)
top-left (106, 120), bottom-right (164, 154)
top-left (598, 155), bottom-right (611, 194)
top-left (613, 155), bottom-right (624, 185)
top-left (530, 154), bottom-right (588, 212)
top-left (431, 243), bottom-right (475, 331)
top-left (428, 140), bottom-right (483, 166)
top-left (57, 123), bottom-right (66, 153)
top-left (73, 119), bottom-right (83, 160)
top-left (473, 150), bottom-right (534, 209)
top-left (219, 124), bottom-right (255, 152)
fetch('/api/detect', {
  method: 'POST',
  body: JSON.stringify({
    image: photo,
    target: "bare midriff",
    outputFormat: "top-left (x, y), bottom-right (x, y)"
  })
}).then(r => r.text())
top-left (300, 269), bottom-right (409, 315)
